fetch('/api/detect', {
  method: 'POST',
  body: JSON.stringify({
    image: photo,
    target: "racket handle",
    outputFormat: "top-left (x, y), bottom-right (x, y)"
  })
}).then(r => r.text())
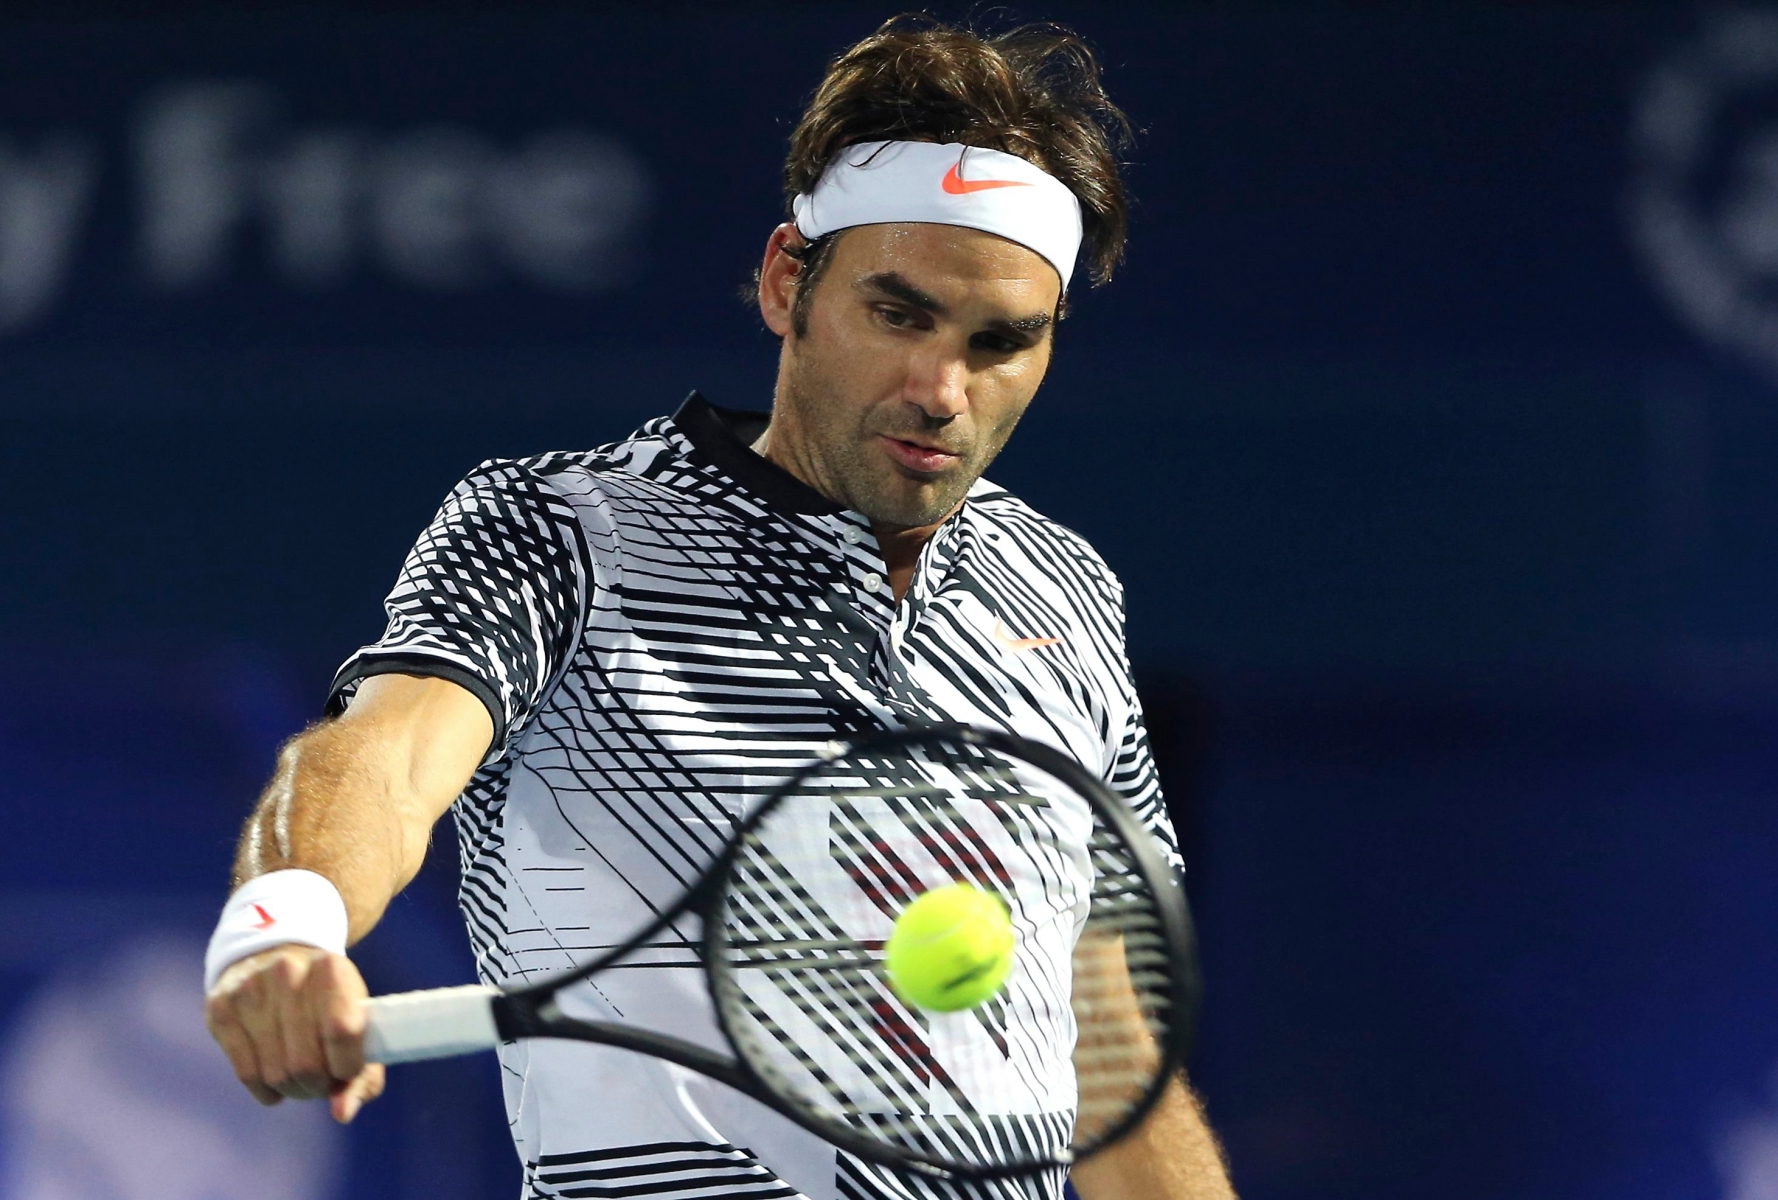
top-left (364, 984), bottom-right (501, 1064)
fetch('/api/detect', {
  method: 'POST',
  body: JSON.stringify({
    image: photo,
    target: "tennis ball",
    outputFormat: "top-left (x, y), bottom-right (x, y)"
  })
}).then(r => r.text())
top-left (885, 883), bottom-right (1015, 1012)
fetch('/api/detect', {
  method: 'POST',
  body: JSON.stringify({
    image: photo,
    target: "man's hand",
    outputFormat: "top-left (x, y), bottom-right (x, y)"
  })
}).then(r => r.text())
top-left (204, 674), bottom-right (492, 1118)
top-left (205, 943), bottom-right (385, 1124)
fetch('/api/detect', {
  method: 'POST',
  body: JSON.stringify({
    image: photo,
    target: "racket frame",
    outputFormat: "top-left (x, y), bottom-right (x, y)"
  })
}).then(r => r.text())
top-left (434, 725), bottom-right (1201, 1180)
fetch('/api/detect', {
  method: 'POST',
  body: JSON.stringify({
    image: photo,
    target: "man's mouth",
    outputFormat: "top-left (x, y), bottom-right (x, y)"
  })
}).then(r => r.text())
top-left (877, 435), bottom-right (962, 475)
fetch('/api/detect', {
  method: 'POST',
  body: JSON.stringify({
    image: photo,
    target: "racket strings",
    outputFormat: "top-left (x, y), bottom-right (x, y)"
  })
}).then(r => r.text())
top-left (717, 771), bottom-right (1040, 1160)
top-left (718, 856), bottom-right (942, 1116)
top-left (710, 746), bottom-right (1181, 1174)
top-left (718, 790), bottom-right (966, 1123)
top-left (726, 935), bottom-right (994, 1130)
top-left (1067, 816), bottom-right (1176, 1149)
top-left (733, 973), bottom-right (933, 1115)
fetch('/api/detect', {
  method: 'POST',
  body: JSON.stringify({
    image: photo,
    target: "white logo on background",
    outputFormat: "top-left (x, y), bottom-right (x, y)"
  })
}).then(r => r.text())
top-left (0, 80), bottom-right (653, 333)
top-left (0, 135), bottom-right (95, 332)
top-left (135, 83), bottom-right (651, 296)
top-left (1629, 12), bottom-right (1778, 386)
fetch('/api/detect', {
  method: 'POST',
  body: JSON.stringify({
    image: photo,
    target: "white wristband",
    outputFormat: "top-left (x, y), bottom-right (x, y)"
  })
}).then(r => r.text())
top-left (204, 869), bottom-right (350, 993)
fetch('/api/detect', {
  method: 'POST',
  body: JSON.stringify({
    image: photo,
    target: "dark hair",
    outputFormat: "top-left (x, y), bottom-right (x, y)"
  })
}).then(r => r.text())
top-left (773, 13), bottom-right (1135, 335)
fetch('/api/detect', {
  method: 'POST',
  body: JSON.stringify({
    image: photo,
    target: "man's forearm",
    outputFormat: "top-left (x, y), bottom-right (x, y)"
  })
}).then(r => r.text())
top-left (236, 720), bottom-right (429, 941)
top-left (231, 673), bottom-right (493, 941)
top-left (206, 674), bottom-right (490, 1121)
top-left (1071, 1075), bottom-right (1235, 1200)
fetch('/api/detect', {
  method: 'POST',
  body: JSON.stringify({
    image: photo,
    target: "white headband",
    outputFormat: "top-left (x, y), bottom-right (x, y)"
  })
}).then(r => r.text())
top-left (792, 140), bottom-right (1085, 292)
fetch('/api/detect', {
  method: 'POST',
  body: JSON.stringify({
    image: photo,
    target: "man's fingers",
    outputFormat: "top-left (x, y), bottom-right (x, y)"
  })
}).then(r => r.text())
top-left (311, 954), bottom-right (381, 1124)
top-left (204, 1003), bottom-right (282, 1106)
top-left (226, 963), bottom-right (295, 1099)
top-left (311, 953), bottom-right (370, 1083)
top-left (205, 945), bottom-right (376, 1108)
top-left (330, 1062), bottom-right (386, 1124)
top-left (272, 952), bottom-right (334, 1098)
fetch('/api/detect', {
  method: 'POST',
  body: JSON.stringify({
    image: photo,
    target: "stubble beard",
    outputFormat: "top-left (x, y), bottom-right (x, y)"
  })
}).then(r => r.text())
top-left (782, 373), bottom-right (987, 529)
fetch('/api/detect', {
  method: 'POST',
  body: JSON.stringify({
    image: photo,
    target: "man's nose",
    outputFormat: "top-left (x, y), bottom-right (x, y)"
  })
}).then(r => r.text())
top-left (903, 346), bottom-right (970, 419)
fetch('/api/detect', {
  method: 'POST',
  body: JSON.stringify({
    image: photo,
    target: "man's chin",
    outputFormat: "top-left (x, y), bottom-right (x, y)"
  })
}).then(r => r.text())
top-left (855, 482), bottom-right (967, 529)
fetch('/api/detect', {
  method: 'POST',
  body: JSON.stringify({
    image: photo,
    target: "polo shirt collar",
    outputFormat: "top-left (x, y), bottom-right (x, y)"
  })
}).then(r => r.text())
top-left (670, 391), bottom-right (843, 516)
top-left (668, 391), bottom-right (972, 629)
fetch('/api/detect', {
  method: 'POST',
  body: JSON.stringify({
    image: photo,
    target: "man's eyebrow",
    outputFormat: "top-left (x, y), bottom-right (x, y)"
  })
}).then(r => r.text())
top-left (860, 270), bottom-right (1054, 337)
top-left (990, 313), bottom-right (1053, 336)
top-left (859, 271), bottom-right (947, 314)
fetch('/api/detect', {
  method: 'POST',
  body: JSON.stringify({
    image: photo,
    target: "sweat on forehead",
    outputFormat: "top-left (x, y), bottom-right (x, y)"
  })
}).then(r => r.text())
top-left (791, 141), bottom-right (1085, 292)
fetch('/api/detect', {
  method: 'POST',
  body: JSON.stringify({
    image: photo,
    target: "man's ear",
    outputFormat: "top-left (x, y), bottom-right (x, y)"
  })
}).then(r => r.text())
top-left (757, 223), bottom-right (806, 339)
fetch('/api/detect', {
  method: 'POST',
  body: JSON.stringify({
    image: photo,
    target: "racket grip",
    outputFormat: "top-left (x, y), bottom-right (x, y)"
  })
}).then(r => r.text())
top-left (364, 984), bottom-right (501, 1064)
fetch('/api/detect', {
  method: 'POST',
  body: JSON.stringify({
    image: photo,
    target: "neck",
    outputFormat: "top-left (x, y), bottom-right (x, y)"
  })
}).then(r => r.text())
top-left (872, 520), bottom-right (946, 603)
top-left (750, 423), bottom-right (955, 604)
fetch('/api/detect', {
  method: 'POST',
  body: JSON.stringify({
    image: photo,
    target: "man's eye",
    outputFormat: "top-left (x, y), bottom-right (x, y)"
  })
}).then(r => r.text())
top-left (877, 307), bottom-right (914, 327)
top-left (973, 334), bottom-right (1022, 354)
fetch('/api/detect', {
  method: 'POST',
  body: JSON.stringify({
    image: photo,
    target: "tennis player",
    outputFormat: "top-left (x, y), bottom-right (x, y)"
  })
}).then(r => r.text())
top-left (203, 17), bottom-right (1235, 1200)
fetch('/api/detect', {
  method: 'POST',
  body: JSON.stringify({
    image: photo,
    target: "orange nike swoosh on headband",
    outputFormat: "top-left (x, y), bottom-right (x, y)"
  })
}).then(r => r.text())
top-left (942, 161), bottom-right (1034, 195)
top-left (993, 619), bottom-right (1061, 652)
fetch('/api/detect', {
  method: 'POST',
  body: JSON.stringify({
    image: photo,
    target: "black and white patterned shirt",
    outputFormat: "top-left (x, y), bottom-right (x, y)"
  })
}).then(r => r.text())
top-left (329, 393), bottom-right (1179, 1200)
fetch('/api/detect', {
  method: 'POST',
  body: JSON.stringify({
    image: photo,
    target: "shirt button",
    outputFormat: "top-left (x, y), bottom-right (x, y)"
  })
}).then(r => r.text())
top-left (862, 572), bottom-right (884, 593)
top-left (843, 527), bottom-right (863, 545)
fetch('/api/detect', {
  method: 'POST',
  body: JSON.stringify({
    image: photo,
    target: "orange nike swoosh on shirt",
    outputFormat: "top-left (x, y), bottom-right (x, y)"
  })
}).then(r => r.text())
top-left (942, 161), bottom-right (1034, 195)
top-left (993, 619), bottom-right (1062, 652)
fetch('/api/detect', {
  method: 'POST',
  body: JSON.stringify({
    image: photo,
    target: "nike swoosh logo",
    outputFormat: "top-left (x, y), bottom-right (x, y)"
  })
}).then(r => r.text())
top-left (993, 619), bottom-right (1061, 652)
top-left (250, 903), bottom-right (276, 930)
top-left (942, 161), bottom-right (1033, 195)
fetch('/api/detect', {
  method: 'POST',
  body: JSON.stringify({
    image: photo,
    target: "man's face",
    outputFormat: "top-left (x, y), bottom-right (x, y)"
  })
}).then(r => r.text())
top-left (761, 223), bottom-right (1061, 529)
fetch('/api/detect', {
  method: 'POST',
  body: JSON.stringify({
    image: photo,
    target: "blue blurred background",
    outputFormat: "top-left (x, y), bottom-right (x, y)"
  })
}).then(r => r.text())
top-left (4, 3), bottom-right (1778, 1198)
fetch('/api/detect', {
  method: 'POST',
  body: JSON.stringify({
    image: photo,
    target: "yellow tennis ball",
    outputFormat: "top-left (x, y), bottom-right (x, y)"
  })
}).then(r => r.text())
top-left (885, 883), bottom-right (1015, 1012)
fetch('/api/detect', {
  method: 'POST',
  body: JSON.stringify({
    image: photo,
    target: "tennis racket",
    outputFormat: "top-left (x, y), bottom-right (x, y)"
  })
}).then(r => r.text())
top-left (363, 724), bottom-right (1200, 1181)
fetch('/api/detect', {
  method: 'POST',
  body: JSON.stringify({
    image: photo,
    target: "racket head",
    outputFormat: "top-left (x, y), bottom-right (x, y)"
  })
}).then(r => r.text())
top-left (702, 724), bottom-right (1199, 1180)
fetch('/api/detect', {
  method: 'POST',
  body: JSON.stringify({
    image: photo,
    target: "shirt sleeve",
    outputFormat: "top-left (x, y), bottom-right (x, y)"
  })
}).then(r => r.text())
top-left (1102, 582), bottom-right (1185, 875)
top-left (1108, 693), bottom-right (1184, 875)
top-left (325, 458), bottom-right (586, 760)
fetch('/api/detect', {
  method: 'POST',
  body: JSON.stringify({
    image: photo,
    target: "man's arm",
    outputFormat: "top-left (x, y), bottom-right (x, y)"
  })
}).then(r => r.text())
top-left (1067, 932), bottom-right (1237, 1199)
top-left (1070, 1077), bottom-right (1236, 1200)
top-left (203, 673), bottom-right (492, 1123)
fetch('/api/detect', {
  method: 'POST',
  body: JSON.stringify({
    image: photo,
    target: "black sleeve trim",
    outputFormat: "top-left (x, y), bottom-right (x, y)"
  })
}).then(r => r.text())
top-left (325, 652), bottom-right (509, 755)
